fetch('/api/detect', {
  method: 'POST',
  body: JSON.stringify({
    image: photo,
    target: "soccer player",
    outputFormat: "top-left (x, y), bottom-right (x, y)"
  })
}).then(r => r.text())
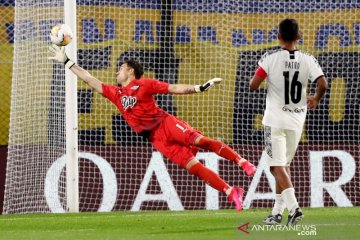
top-left (49, 45), bottom-right (256, 211)
top-left (249, 18), bottom-right (327, 225)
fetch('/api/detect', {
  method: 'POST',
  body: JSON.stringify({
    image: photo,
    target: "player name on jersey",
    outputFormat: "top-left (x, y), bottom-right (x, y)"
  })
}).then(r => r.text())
top-left (285, 61), bottom-right (300, 69)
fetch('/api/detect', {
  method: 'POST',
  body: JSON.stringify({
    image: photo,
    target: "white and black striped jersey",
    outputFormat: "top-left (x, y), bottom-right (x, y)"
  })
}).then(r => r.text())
top-left (258, 48), bottom-right (324, 130)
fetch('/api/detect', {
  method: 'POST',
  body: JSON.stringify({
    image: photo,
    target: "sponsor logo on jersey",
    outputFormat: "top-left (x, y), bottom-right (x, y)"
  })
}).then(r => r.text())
top-left (122, 96), bottom-right (137, 110)
top-left (282, 106), bottom-right (306, 113)
top-left (130, 85), bottom-right (140, 90)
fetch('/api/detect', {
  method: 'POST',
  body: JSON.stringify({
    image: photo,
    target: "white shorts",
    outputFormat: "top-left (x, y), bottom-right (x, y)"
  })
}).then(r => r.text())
top-left (263, 126), bottom-right (302, 166)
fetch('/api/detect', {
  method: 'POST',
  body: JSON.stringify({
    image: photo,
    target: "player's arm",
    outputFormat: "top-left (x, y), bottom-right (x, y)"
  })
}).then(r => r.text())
top-left (168, 84), bottom-right (197, 94)
top-left (249, 67), bottom-right (267, 91)
top-left (307, 76), bottom-right (328, 109)
top-left (48, 44), bottom-right (103, 94)
top-left (168, 78), bottom-right (222, 94)
top-left (70, 65), bottom-right (103, 94)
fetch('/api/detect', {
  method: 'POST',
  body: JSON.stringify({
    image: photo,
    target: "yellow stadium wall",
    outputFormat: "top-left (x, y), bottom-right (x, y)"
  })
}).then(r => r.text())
top-left (0, 6), bottom-right (359, 145)
top-left (0, 6), bottom-right (14, 145)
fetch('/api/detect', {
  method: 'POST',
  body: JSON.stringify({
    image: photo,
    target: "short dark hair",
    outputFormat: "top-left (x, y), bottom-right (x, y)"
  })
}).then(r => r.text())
top-left (124, 59), bottom-right (144, 79)
top-left (279, 18), bottom-right (299, 42)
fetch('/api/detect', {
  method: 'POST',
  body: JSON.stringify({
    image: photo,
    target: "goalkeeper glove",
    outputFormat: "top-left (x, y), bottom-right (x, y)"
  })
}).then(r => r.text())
top-left (194, 78), bottom-right (223, 92)
top-left (48, 44), bottom-right (75, 69)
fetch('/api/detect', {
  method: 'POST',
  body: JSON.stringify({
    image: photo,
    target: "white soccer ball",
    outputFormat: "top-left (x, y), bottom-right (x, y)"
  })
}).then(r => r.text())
top-left (50, 24), bottom-right (73, 46)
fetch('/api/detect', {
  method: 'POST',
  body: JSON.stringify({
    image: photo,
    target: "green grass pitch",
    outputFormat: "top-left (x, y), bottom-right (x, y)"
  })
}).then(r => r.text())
top-left (0, 207), bottom-right (359, 240)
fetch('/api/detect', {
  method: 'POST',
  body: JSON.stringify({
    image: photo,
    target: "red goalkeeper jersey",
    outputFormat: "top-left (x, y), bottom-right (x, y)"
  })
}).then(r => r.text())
top-left (102, 78), bottom-right (170, 133)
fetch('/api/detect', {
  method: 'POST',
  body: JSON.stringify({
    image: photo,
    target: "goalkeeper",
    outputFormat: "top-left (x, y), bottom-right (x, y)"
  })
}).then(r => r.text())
top-left (49, 46), bottom-right (256, 211)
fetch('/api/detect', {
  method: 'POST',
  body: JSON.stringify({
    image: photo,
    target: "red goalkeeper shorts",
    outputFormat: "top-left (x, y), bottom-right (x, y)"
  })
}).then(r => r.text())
top-left (149, 114), bottom-right (202, 168)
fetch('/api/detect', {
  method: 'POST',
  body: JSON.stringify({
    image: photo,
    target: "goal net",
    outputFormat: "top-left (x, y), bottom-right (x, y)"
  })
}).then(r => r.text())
top-left (3, 0), bottom-right (360, 213)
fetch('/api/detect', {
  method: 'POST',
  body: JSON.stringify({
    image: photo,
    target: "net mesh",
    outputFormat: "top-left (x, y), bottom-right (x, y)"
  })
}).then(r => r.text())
top-left (3, 0), bottom-right (360, 213)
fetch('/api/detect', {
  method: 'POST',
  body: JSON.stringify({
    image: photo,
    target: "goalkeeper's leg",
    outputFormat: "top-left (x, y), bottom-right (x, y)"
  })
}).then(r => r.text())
top-left (186, 159), bottom-right (244, 211)
top-left (193, 135), bottom-right (256, 176)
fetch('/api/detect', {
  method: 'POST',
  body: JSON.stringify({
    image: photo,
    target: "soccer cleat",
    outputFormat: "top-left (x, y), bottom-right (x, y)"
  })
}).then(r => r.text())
top-left (228, 187), bottom-right (244, 211)
top-left (286, 208), bottom-right (304, 226)
top-left (263, 214), bottom-right (282, 225)
top-left (240, 160), bottom-right (257, 176)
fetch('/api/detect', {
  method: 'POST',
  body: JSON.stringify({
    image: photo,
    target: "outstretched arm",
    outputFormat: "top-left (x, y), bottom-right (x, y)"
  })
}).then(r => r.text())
top-left (168, 78), bottom-right (222, 94)
top-left (69, 65), bottom-right (103, 94)
top-left (168, 84), bottom-right (197, 94)
top-left (48, 44), bottom-right (103, 94)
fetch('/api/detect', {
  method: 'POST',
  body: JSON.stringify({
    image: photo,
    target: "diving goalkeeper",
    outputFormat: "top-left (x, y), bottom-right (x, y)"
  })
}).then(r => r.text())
top-left (49, 45), bottom-right (256, 211)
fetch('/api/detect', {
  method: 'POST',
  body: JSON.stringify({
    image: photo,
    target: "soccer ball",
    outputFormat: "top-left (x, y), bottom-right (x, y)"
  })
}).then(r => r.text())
top-left (50, 24), bottom-right (73, 46)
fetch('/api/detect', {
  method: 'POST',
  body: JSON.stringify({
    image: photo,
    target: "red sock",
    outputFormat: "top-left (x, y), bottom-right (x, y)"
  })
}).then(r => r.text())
top-left (188, 162), bottom-right (230, 193)
top-left (197, 136), bottom-right (241, 163)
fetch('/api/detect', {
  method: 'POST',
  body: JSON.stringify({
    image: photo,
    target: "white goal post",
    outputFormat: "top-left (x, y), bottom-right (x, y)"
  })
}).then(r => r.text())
top-left (2, 0), bottom-right (359, 214)
top-left (64, 0), bottom-right (79, 213)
